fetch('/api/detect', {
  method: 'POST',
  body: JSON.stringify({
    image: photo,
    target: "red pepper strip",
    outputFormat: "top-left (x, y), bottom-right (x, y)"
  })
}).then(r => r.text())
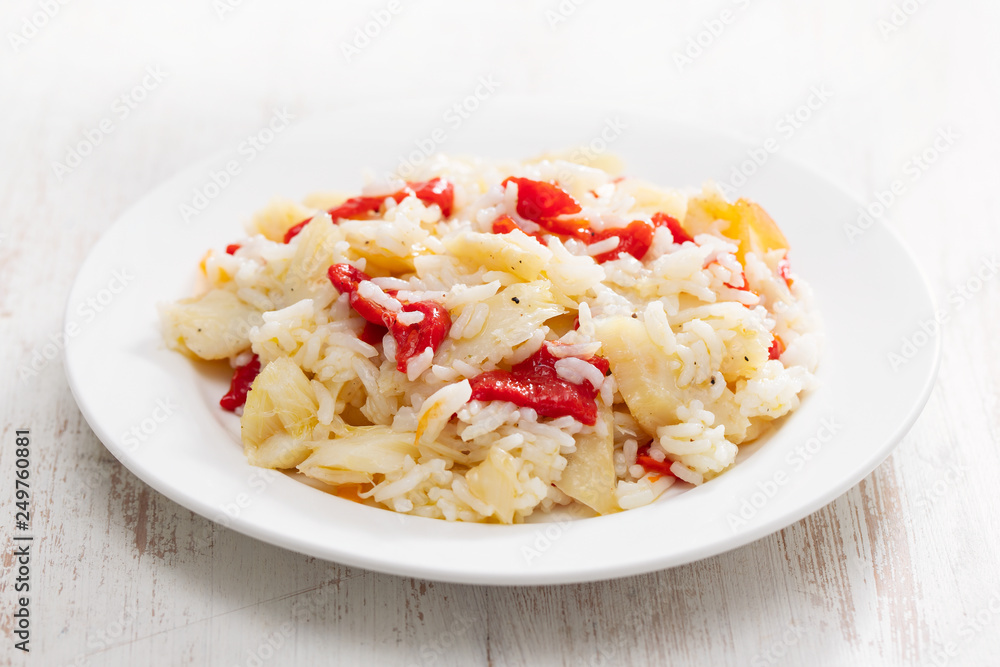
top-left (635, 444), bottom-right (678, 477)
top-left (491, 214), bottom-right (548, 245)
top-left (496, 178), bottom-right (698, 264)
top-left (768, 335), bottom-right (785, 360)
top-left (539, 216), bottom-right (594, 240)
top-left (512, 343), bottom-right (609, 390)
top-left (491, 215), bottom-right (517, 234)
top-left (389, 302), bottom-right (451, 373)
top-left (491, 215), bottom-right (519, 235)
top-left (469, 373), bottom-right (599, 425)
top-left (502, 177), bottom-right (582, 222)
top-left (326, 196), bottom-right (386, 220)
top-left (589, 355), bottom-right (611, 378)
top-left (652, 212), bottom-right (693, 245)
top-left (327, 263), bottom-right (451, 373)
top-left (328, 263), bottom-right (393, 325)
top-left (284, 197), bottom-right (382, 243)
top-left (359, 321), bottom-right (388, 346)
top-left (219, 354), bottom-right (261, 412)
top-left (408, 177), bottom-right (454, 217)
top-left (491, 213), bottom-right (655, 264)
top-left (591, 220), bottom-right (655, 264)
top-left (225, 243), bottom-right (241, 255)
top-left (500, 177), bottom-right (591, 239)
top-left (777, 257), bottom-right (793, 287)
top-left (467, 343), bottom-right (609, 425)
top-left (284, 178), bottom-right (455, 243)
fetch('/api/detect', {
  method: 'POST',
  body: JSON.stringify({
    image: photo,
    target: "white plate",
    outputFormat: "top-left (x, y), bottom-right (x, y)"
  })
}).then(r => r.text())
top-left (65, 98), bottom-right (939, 584)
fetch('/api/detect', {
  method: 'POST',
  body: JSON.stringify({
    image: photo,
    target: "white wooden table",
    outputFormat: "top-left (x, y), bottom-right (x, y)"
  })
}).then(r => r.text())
top-left (2, 1), bottom-right (997, 664)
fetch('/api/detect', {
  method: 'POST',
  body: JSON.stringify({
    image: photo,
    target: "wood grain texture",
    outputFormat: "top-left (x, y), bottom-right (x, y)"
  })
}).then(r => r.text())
top-left (1, 0), bottom-right (998, 664)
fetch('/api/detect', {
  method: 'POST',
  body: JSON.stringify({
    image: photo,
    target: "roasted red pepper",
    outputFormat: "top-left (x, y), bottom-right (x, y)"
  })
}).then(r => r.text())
top-left (284, 197), bottom-right (381, 243)
top-left (501, 177), bottom-right (591, 239)
top-left (496, 178), bottom-right (696, 264)
top-left (219, 354), bottom-right (261, 412)
top-left (491, 214), bottom-right (521, 236)
top-left (327, 263), bottom-right (390, 325)
top-left (502, 177), bottom-right (582, 222)
top-left (635, 444), bottom-right (677, 477)
top-left (324, 196), bottom-right (385, 221)
top-left (591, 220), bottom-right (656, 263)
top-left (359, 321), bottom-right (388, 346)
top-left (491, 215), bottom-right (518, 235)
top-left (467, 343), bottom-right (609, 425)
top-left (768, 335), bottom-right (784, 360)
top-left (408, 177), bottom-right (454, 217)
top-left (327, 263), bottom-right (451, 374)
top-left (390, 302), bottom-right (451, 372)
top-left (491, 214), bottom-right (548, 245)
top-left (285, 177), bottom-right (455, 243)
top-left (652, 212), bottom-right (693, 245)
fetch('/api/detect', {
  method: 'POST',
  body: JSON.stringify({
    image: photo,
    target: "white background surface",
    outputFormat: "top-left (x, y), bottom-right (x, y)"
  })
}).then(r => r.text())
top-left (1, 1), bottom-right (997, 665)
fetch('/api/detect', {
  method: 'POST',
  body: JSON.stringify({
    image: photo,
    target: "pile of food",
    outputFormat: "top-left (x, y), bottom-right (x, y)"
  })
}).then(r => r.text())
top-left (160, 153), bottom-right (820, 523)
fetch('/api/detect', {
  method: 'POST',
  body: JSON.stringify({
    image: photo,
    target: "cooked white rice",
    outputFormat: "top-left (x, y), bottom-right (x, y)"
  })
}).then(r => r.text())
top-left (160, 152), bottom-right (821, 523)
